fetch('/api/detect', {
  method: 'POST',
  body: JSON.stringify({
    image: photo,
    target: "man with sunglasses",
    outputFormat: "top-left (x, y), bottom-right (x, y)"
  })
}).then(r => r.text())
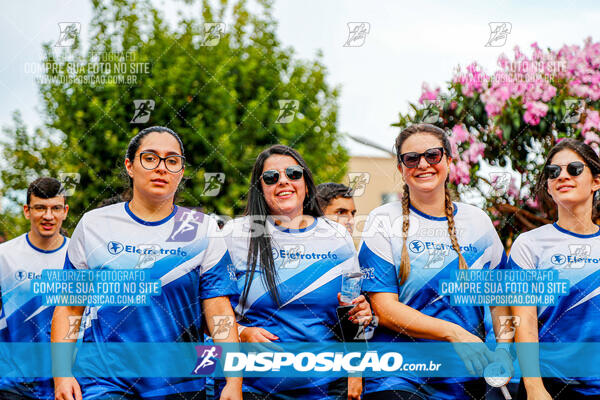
top-left (0, 177), bottom-right (69, 400)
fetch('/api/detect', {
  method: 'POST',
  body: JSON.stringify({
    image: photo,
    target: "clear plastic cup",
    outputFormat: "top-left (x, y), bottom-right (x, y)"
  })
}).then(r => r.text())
top-left (340, 271), bottom-right (363, 304)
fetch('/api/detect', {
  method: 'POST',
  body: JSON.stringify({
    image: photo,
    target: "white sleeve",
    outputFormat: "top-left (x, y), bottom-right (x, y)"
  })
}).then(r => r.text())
top-left (65, 214), bottom-right (88, 270)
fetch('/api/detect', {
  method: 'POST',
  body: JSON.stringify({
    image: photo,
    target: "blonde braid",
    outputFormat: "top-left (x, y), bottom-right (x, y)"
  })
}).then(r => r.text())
top-left (399, 184), bottom-right (411, 284)
top-left (445, 187), bottom-right (468, 269)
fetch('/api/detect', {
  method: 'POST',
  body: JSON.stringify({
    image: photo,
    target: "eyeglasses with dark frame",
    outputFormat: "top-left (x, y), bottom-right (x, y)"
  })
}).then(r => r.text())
top-left (261, 166), bottom-right (304, 185)
top-left (545, 161), bottom-right (587, 180)
top-left (29, 204), bottom-right (66, 215)
top-left (139, 151), bottom-right (185, 173)
top-left (399, 147), bottom-right (445, 168)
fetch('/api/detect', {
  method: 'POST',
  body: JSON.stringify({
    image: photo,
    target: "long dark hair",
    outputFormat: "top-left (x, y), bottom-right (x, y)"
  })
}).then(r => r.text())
top-left (535, 138), bottom-right (600, 219)
top-left (394, 123), bottom-right (467, 285)
top-left (121, 126), bottom-right (185, 202)
top-left (241, 145), bottom-right (323, 307)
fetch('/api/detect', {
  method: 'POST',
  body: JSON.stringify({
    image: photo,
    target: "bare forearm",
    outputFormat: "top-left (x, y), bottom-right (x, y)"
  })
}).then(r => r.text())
top-left (51, 306), bottom-right (85, 343)
top-left (512, 306), bottom-right (544, 389)
top-left (202, 297), bottom-right (242, 391)
top-left (51, 306), bottom-right (84, 379)
top-left (203, 296), bottom-right (239, 343)
top-left (490, 305), bottom-right (512, 343)
top-left (371, 293), bottom-right (458, 341)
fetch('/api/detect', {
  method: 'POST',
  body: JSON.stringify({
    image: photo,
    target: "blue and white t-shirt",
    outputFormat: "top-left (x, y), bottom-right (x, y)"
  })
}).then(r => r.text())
top-left (66, 202), bottom-right (236, 398)
top-left (224, 216), bottom-right (359, 398)
top-left (508, 223), bottom-right (600, 396)
top-left (359, 201), bottom-right (506, 397)
top-left (0, 233), bottom-right (68, 399)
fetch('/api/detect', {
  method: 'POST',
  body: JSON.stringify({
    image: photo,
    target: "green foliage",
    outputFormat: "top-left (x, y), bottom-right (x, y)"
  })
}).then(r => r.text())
top-left (0, 0), bottom-right (347, 238)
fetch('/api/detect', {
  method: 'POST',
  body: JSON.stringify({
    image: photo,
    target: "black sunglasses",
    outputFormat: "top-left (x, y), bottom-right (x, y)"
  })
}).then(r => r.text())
top-left (261, 166), bottom-right (304, 185)
top-left (545, 162), bottom-right (586, 180)
top-left (399, 147), bottom-right (445, 168)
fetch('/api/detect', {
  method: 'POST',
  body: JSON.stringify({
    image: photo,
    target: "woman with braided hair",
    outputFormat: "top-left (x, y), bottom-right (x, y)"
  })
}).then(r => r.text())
top-left (358, 124), bottom-right (510, 399)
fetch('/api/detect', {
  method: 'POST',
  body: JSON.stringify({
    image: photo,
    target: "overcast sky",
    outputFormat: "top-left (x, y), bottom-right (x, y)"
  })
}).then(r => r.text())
top-left (1, 0), bottom-right (598, 157)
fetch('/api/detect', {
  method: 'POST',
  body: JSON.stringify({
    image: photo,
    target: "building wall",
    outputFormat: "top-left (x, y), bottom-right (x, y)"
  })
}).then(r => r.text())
top-left (344, 156), bottom-right (404, 243)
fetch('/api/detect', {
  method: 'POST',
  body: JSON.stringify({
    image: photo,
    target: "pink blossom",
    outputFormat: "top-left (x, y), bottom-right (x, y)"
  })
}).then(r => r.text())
top-left (526, 197), bottom-right (538, 208)
top-left (523, 101), bottom-right (549, 125)
top-left (448, 139), bottom-right (459, 159)
top-left (451, 124), bottom-right (469, 144)
top-left (497, 53), bottom-right (510, 69)
top-left (494, 127), bottom-right (503, 139)
top-left (579, 109), bottom-right (600, 136)
top-left (507, 179), bottom-right (520, 199)
top-left (530, 42), bottom-right (543, 61)
top-left (463, 141), bottom-right (485, 164)
top-left (449, 160), bottom-right (471, 185)
top-left (583, 130), bottom-right (600, 145)
top-left (483, 98), bottom-right (503, 117)
top-left (541, 85), bottom-right (557, 102)
top-left (418, 83), bottom-right (440, 104)
top-left (454, 62), bottom-right (488, 97)
top-left (513, 46), bottom-right (525, 62)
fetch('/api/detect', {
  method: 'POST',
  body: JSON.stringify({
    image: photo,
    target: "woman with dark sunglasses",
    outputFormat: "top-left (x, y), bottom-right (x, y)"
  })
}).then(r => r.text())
top-left (222, 145), bottom-right (372, 399)
top-left (509, 139), bottom-right (600, 400)
top-left (51, 126), bottom-right (242, 400)
top-left (358, 124), bottom-right (509, 399)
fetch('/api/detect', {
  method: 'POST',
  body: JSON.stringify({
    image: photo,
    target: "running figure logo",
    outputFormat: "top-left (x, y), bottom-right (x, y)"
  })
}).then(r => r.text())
top-left (348, 172), bottom-right (370, 197)
top-left (135, 244), bottom-right (161, 269)
top-left (130, 100), bottom-right (155, 124)
top-left (562, 100), bottom-right (585, 123)
top-left (192, 345), bottom-right (222, 375)
top-left (426, 247), bottom-right (449, 269)
top-left (567, 244), bottom-right (591, 269)
top-left (212, 316), bottom-right (234, 340)
top-left (202, 173), bottom-right (225, 196)
top-left (201, 23), bottom-right (225, 46)
top-left (55, 22), bottom-right (81, 47)
top-left (343, 22), bottom-right (370, 47)
top-left (496, 315), bottom-right (520, 340)
top-left (421, 100), bottom-right (440, 124)
top-left (275, 100), bottom-right (299, 124)
top-left (280, 244), bottom-right (305, 269)
top-left (167, 208), bottom-right (203, 242)
top-left (58, 172), bottom-right (81, 196)
top-left (485, 22), bottom-right (512, 47)
top-left (64, 316), bottom-right (83, 340)
top-left (489, 172), bottom-right (511, 197)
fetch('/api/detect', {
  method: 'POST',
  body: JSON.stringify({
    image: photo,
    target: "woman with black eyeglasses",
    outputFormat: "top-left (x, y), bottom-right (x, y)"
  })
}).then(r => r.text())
top-left (51, 126), bottom-right (242, 400)
top-left (222, 144), bottom-right (372, 399)
top-left (358, 124), bottom-right (510, 400)
top-left (510, 139), bottom-right (600, 400)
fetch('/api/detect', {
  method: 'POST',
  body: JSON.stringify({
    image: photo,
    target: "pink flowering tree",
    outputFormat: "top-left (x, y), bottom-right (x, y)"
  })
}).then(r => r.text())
top-left (392, 38), bottom-right (600, 245)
